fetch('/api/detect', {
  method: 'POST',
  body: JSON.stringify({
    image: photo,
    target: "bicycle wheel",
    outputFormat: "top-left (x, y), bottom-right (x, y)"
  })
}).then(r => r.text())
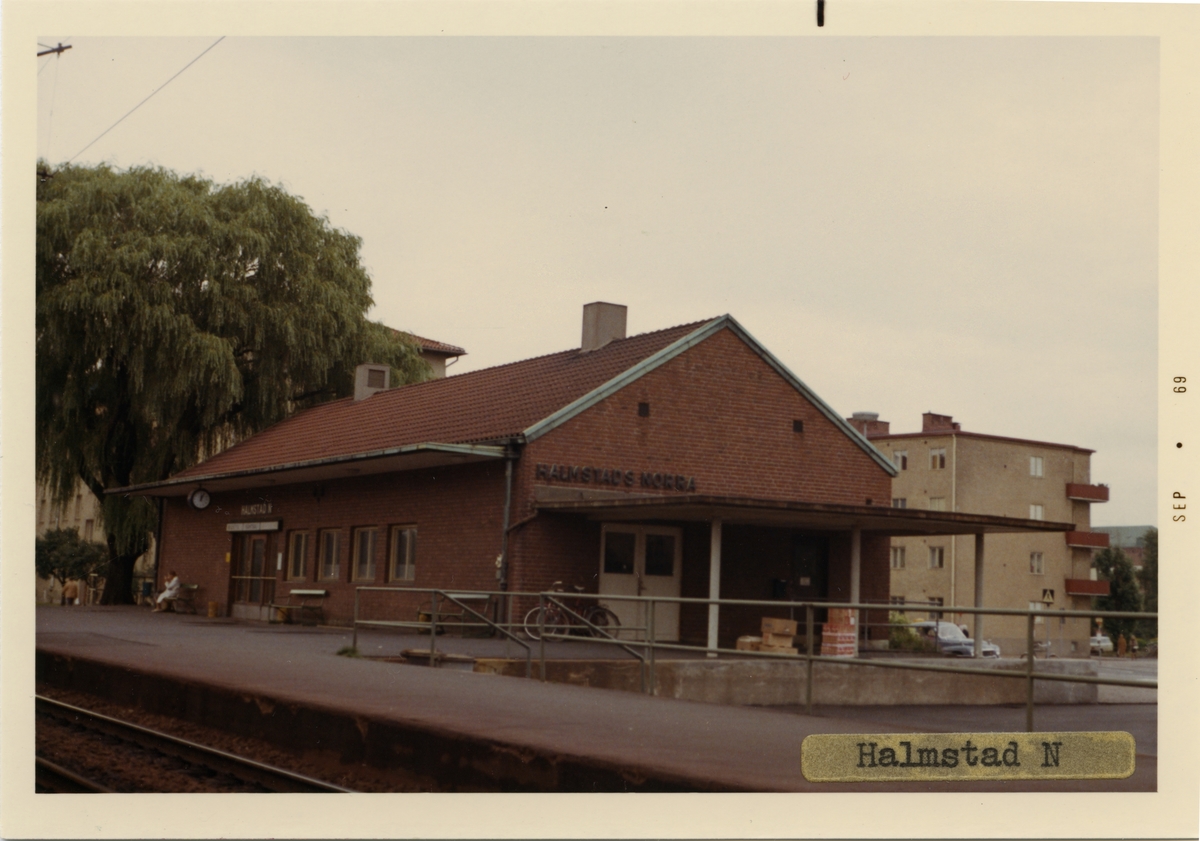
top-left (524, 605), bottom-right (569, 640)
top-left (586, 606), bottom-right (621, 638)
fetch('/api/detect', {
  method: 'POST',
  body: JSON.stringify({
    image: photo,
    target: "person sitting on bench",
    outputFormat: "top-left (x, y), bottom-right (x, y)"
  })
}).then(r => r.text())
top-left (153, 571), bottom-right (181, 612)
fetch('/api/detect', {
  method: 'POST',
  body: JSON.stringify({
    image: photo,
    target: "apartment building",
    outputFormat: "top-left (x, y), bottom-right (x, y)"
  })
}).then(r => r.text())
top-left (848, 411), bottom-right (1110, 656)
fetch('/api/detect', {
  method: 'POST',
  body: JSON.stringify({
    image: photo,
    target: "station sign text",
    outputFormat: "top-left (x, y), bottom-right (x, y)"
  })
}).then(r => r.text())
top-left (535, 462), bottom-right (697, 492)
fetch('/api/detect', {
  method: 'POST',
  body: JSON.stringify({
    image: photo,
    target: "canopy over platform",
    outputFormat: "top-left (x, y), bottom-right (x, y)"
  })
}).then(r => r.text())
top-left (534, 491), bottom-right (1075, 536)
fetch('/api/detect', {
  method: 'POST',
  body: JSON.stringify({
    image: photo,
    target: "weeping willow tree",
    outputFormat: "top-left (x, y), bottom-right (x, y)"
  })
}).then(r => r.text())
top-left (37, 162), bottom-right (428, 603)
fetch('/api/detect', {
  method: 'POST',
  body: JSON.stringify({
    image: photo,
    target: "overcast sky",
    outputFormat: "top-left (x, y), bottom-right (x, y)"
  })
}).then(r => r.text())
top-left (36, 36), bottom-right (1158, 526)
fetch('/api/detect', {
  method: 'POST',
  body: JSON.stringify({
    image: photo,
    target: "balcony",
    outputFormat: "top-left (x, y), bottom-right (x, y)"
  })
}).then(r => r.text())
top-left (1066, 483), bottom-right (1110, 503)
top-left (1065, 531), bottom-right (1110, 549)
top-left (1064, 578), bottom-right (1110, 597)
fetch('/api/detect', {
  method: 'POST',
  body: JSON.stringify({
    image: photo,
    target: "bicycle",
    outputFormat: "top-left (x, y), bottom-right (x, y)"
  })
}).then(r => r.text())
top-left (524, 582), bottom-right (621, 640)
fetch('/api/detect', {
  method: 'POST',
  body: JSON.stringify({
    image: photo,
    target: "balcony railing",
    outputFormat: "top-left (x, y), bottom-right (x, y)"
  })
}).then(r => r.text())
top-left (1066, 530), bottom-right (1110, 549)
top-left (1066, 483), bottom-right (1110, 502)
top-left (1064, 578), bottom-right (1110, 596)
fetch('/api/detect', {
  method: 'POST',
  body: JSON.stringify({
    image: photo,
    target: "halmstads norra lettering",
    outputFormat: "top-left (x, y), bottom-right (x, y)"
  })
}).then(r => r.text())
top-left (801, 732), bottom-right (1134, 781)
top-left (534, 462), bottom-right (697, 492)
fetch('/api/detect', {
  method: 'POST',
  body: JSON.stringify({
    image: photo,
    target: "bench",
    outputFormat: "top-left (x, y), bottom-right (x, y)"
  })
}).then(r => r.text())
top-left (161, 584), bottom-right (199, 614)
top-left (417, 593), bottom-right (495, 637)
top-left (269, 589), bottom-right (329, 626)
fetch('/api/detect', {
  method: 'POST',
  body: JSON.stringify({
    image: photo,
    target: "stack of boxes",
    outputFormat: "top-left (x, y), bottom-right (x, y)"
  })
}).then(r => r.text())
top-left (735, 617), bottom-right (799, 654)
top-left (820, 609), bottom-right (858, 658)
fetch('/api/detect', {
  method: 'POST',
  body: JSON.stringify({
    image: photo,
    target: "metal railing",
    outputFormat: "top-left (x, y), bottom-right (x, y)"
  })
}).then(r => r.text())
top-left (351, 586), bottom-right (1156, 732)
top-left (353, 586), bottom-right (534, 678)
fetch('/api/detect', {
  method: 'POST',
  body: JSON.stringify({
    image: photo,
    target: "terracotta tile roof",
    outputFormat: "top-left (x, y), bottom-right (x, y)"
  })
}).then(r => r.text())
top-left (404, 332), bottom-right (466, 357)
top-left (172, 320), bottom-right (711, 480)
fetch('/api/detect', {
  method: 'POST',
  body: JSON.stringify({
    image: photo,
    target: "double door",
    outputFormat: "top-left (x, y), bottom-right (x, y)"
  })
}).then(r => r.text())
top-left (231, 533), bottom-right (276, 618)
top-left (598, 525), bottom-right (682, 641)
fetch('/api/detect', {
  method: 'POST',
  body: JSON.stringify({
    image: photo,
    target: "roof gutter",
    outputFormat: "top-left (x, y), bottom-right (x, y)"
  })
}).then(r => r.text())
top-left (108, 442), bottom-right (507, 496)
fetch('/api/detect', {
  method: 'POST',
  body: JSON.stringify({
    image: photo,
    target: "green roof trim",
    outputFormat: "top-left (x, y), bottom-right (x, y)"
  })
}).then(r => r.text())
top-left (522, 315), bottom-right (899, 477)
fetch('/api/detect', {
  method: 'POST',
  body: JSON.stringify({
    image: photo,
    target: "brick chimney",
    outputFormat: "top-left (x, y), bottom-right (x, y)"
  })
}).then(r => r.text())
top-left (922, 412), bottom-right (961, 432)
top-left (846, 412), bottom-right (890, 437)
top-left (354, 363), bottom-right (390, 401)
top-left (581, 302), bottom-right (627, 351)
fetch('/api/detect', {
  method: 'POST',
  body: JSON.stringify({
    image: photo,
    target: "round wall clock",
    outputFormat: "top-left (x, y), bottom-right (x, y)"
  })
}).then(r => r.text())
top-left (188, 488), bottom-right (211, 510)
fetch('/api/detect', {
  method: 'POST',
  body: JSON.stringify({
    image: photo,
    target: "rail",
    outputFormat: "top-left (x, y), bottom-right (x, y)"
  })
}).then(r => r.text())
top-left (353, 586), bottom-right (534, 678)
top-left (349, 587), bottom-right (1155, 732)
top-left (35, 695), bottom-right (352, 792)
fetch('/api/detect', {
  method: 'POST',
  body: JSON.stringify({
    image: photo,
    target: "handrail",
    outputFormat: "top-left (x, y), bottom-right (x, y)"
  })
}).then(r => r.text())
top-left (347, 585), bottom-right (1155, 732)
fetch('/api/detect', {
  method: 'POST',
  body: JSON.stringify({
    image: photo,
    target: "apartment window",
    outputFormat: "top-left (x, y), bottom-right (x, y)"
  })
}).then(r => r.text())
top-left (319, 530), bottom-right (341, 580)
top-left (288, 531), bottom-right (310, 580)
top-left (352, 527), bottom-right (378, 582)
top-left (889, 596), bottom-right (906, 606)
top-left (929, 597), bottom-right (944, 620)
top-left (892, 498), bottom-right (907, 509)
top-left (389, 526), bottom-right (417, 582)
top-left (929, 546), bottom-right (945, 569)
top-left (928, 497), bottom-right (946, 512)
top-left (1029, 601), bottom-right (1045, 625)
top-left (1030, 551), bottom-right (1044, 575)
top-left (83, 520), bottom-right (94, 541)
top-left (890, 546), bottom-right (906, 569)
top-left (1029, 504), bottom-right (1044, 521)
top-left (893, 450), bottom-right (908, 470)
top-left (930, 448), bottom-right (946, 469)
top-left (1030, 456), bottom-right (1044, 477)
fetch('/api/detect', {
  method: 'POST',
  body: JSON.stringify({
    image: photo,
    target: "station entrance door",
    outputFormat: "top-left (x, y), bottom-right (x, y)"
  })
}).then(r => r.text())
top-left (229, 532), bottom-right (277, 621)
top-left (598, 524), bottom-right (682, 641)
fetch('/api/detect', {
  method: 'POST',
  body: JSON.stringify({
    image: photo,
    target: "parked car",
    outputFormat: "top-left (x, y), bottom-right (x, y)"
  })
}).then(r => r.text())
top-left (908, 621), bottom-right (1001, 658)
top-left (1090, 634), bottom-right (1114, 655)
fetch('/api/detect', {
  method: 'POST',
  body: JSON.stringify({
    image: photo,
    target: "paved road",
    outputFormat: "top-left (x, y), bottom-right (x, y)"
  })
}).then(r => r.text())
top-left (35, 606), bottom-right (1156, 792)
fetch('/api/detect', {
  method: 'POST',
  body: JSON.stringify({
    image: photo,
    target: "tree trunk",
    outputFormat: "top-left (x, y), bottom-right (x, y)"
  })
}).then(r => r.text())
top-left (99, 544), bottom-right (138, 605)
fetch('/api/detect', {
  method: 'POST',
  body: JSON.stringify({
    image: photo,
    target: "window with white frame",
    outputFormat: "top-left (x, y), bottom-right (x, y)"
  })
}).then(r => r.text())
top-left (1030, 456), bottom-right (1044, 477)
top-left (892, 498), bottom-right (907, 509)
top-left (288, 531), bottom-right (310, 580)
top-left (1029, 504), bottom-right (1044, 520)
top-left (1029, 601), bottom-right (1045, 624)
top-left (928, 497), bottom-right (946, 512)
top-left (893, 450), bottom-right (908, 470)
top-left (890, 546), bottom-right (906, 569)
top-left (930, 448), bottom-right (946, 469)
top-left (352, 527), bottom-right (378, 582)
top-left (389, 526), bottom-right (417, 582)
top-left (319, 530), bottom-right (341, 580)
top-left (929, 546), bottom-right (945, 569)
top-left (1030, 551), bottom-right (1044, 575)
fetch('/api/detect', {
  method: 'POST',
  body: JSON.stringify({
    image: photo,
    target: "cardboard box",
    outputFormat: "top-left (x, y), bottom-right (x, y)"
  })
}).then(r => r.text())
top-left (735, 635), bottom-right (762, 651)
top-left (822, 643), bottom-right (857, 658)
top-left (760, 644), bottom-right (799, 655)
top-left (762, 632), bottom-right (795, 647)
top-left (821, 631), bottom-right (857, 645)
top-left (761, 617), bottom-right (798, 636)
top-left (827, 609), bottom-right (858, 626)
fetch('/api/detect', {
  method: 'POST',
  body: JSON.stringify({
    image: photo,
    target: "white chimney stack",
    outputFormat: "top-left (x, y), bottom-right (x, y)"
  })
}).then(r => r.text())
top-left (581, 302), bottom-right (627, 351)
top-left (354, 363), bottom-right (390, 401)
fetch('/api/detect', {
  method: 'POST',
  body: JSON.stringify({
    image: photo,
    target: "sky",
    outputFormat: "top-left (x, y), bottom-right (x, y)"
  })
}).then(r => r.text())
top-left (36, 36), bottom-right (1159, 525)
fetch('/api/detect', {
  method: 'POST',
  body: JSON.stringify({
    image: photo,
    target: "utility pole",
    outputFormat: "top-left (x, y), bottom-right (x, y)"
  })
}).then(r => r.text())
top-left (37, 43), bottom-right (72, 57)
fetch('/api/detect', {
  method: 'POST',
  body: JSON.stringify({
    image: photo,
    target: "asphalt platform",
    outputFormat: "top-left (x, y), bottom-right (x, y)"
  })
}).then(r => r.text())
top-left (35, 606), bottom-right (1156, 792)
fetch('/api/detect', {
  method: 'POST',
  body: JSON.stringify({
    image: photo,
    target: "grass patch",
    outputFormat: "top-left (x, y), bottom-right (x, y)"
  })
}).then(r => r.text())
top-left (336, 646), bottom-right (361, 658)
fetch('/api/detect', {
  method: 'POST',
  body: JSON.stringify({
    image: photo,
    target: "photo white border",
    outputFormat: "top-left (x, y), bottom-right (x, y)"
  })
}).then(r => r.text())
top-left (4, 2), bottom-right (1197, 838)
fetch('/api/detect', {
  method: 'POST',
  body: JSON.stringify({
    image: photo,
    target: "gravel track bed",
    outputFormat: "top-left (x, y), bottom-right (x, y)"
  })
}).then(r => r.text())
top-left (36, 684), bottom-right (437, 792)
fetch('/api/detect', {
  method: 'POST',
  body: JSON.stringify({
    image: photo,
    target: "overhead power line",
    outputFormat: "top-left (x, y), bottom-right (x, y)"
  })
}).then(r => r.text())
top-left (68, 36), bottom-right (226, 164)
top-left (37, 43), bottom-right (72, 57)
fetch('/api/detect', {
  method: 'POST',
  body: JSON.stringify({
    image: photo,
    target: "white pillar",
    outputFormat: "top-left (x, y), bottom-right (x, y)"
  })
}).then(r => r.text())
top-left (707, 519), bottom-right (722, 657)
top-left (973, 532), bottom-right (985, 658)
top-left (849, 526), bottom-right (862, 605)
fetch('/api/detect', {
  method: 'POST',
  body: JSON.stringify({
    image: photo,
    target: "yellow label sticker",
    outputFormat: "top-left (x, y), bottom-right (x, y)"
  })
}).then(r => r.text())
top-left (801, 732), bottom-right (1134, 781)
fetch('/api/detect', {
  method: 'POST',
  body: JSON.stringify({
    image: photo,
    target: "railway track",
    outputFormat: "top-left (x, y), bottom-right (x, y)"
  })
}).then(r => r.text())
top-left (36, 695), bottom-right (353, 793)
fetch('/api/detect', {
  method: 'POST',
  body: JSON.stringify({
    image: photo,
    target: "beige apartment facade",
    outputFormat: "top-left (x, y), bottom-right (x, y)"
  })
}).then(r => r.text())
top-left (849, 412), bottom-right (1110, 657)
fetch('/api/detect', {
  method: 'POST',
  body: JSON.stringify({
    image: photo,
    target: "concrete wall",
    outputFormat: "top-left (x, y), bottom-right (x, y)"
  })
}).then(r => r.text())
top-left (476, 657), bottom-right (1099, 706)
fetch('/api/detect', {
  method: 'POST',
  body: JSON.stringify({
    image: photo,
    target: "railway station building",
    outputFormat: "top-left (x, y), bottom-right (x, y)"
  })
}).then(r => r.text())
top-left (119, 304), bottom-right (1072, 649)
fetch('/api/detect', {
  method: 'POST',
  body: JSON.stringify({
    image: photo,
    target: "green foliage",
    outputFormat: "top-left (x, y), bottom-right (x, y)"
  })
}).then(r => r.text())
top-left (36, 528), bottom-right (108, 587)
top-left (336, 646), bottom-right (361, 658)
top-left (1093, 546), bottom-right (1142, 640)
top-left (1136, 527), bottom-right (1158, 638)
top-left (887, 611), bottom-right (930, 651)
top-left (37, 162), bottom-right (427, 601)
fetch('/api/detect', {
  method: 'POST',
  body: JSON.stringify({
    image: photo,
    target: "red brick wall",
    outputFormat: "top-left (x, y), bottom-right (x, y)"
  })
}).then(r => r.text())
top-left (157, 462), bottom-right (506, 624)
top-left (514, 327), bottom-right (892, 516)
